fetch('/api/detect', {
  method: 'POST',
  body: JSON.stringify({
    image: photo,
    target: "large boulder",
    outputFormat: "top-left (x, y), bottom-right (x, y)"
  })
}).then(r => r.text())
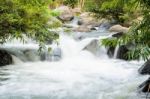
top-left (109, 25), bottom-right (129, 33)
top-left (138, 77), bottom-right (150, 93)
top-left (78, 12), bottom-right (102, 27)
top-left (138, 60), bottom-right (150, 75)
top-left (106, 45), bottom-right (129, 60)
top-left (0, 50), bottom-right (13, 66)
top-left (83, 39), bottom-right (99, 55)
top-left (107, 47), bottom-right (115, 58)
top-left (56, 6), bottom-right (74, 22)
top-left (106, 32), bottom-right (127, 59)
top-left (115, 45), bottom-right (129, 60)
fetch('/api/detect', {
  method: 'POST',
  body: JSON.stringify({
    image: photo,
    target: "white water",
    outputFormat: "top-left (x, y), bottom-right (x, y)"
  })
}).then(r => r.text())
top-left (0, 32), bottom-right (148, 99)
top-left (0, 16), bottom-right (148, 98)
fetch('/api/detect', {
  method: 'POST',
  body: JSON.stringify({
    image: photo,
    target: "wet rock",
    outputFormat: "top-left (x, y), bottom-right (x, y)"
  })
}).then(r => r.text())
top-left (83, 39), bottom-right (99, 55)
top-left (52, 47), bottom-right (62, 61)
top-left (99, 19), bottom-right (114, 29)
top-left (91, 27), bottom-right (98, 30)
top-left (138, 60), bottom-right (150, 75)
top-left (116, 45), bottom-right (129, 60)
top-left (41, 47), bottom-right (62, 61)
top-left (106, 33), bottom-right (125, 58)
top-left (107, 47), bottom-right (115, 58)
top-left (139, 77), bottom-right (150, 92)
top-left (0, 50), bottom-right (13, 66)
top-left (112, 32), bottom-right (124, 38)
top-left (109, 24), bottom-right (129, 33)
top-left (23, 50), bottom-right (40, 61)
top-left (78, 20), bottom-right (83, 25)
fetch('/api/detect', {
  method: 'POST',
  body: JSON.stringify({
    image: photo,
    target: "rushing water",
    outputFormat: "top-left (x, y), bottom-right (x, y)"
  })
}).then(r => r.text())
top-left (0, 20), bottom-right (148, 99)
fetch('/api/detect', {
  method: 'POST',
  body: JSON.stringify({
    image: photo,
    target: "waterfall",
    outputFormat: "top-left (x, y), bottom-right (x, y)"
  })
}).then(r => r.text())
top-left (114, 45), bottom-right (120, 58)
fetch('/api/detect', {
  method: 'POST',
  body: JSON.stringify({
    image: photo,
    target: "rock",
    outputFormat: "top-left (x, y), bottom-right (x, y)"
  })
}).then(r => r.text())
top-left (23, 50), bottom-right (40, 61)
top-left (73, 25), bottom-right (91, 32)
top-left (58, 15), bottom-right (74, 22)
top-left (71, 7), bottom-right (81, 15)
top-left (112, 32), bottom-right (124, 38)
top-left (99, 19), bottom-right (115, 29)
top-left (139, 77), bottom-right (150, 93)
top-left (109, 25), bottom-right (129, 33)
top-left (56, 6), bottom-right (74, 22)
top-left (91, 27), bottom-right (98, 30)
top-left (42, 47), bottom-right (62, 61)
top-left (107, 47), bottom-right (115, 58)
top-left (78, 12), bottom-right (102, 27)
top-left (138, 60), bottom-right (150, 75)
top-left (0, 50), bottom-right (13, 66)
top-left (83, 39), bottom-right (99, 55)
top-left (116, 45), bottom-right (129, 60)
top-left (106, 33), bottom-right (124, 58)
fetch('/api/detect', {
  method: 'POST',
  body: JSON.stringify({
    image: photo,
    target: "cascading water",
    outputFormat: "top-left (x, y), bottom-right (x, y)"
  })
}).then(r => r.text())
top-left (0, 18), bottom-right (148, 99)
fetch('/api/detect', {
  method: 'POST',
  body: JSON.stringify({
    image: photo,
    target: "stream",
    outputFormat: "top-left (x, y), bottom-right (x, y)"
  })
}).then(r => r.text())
top-left (0, 18), bottom-right (148, 99)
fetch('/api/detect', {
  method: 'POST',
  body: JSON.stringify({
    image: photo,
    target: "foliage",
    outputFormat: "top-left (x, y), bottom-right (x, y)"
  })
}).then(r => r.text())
top-left (63, 0), bottom-right (78, 8)
top-left (85, 0), bottom-right (141, 24)
top-left (101, 38), bottom-right (118, 48)
top-left (101, 0), bottom-right (150, 61)
top-left (0, 0), bottom-right (59, 46)
top-left (103, 0), bottom-right (150, 60)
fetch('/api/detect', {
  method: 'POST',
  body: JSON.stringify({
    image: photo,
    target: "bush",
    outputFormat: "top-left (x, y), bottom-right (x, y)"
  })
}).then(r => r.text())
top-left (0, 0), bottom-right (59, 45)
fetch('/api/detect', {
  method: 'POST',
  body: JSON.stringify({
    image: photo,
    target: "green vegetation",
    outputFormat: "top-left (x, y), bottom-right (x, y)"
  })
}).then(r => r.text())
top-left (101, 0), bottom-right (150, 60)
top-left (63, 0), bottom-right (78, 8)
top-left (0, 0), bottom-right (59, 46)
top-left (84, 0), bottom-right (141, 25)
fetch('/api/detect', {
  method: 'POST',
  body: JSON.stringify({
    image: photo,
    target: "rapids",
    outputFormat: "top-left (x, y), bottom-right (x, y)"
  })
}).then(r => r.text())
top-left (0, 18), bottom-right (148, 99)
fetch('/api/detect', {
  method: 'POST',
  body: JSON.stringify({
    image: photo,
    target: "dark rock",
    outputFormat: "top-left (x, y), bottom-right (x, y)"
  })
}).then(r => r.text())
top-left (139, 77), bottom-right (150, 92)
top-left (112, 32), bottom-right (124, 38)
top-left (78, 20), bottom-right (83, 25)
top-left (138, 60), bottom-right (150, 75)
top-left (58, 16), bottom-right (74, 22)
top-left (107, 47), bottom-right (115, 58)
top-left (40, 52), bottom-right (46, 61)
top-left (91, 27), bottom-right (97, 30)
top-left (116, 45), bottom-right (129, 60)
top-left (0, 50), bottom-right (13, 66)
